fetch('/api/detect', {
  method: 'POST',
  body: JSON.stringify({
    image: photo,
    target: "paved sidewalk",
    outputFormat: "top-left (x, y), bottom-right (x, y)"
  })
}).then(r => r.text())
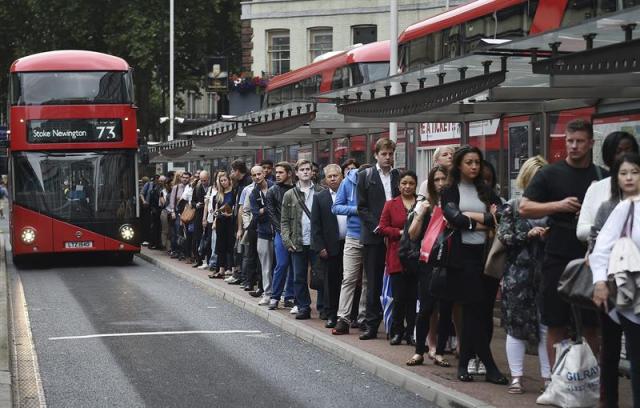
top-left (138, 247), bottom-right (633, 408)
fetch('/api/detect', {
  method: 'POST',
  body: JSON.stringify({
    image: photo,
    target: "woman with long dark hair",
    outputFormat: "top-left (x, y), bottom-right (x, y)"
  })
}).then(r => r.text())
top-left (591, 152), bottom-right (640, 408)
top-left (440, 145), bottom-right (507, 384)
top-left (406, 165), bottom-right (453, 367)
top-left (212, 171), bottom-right (235, 278)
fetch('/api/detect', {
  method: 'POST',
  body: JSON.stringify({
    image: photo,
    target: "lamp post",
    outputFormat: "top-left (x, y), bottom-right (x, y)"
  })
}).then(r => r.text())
top-left (389, 0), bottom-right (398, 143)
top-left (169, 0), bottom-right (175, 141)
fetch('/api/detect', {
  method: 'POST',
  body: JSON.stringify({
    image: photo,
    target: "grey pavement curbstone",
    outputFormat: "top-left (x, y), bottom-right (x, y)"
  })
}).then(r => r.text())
top-left (0, 235), bottom-right (12, 408)
top-left (136, 251), bottom-right (495, 408)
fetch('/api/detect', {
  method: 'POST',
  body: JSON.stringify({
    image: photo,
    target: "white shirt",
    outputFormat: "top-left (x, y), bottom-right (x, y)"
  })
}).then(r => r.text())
top-left (376, 163), bottom-right (393, 201)
top-left (330, 189), bottom-right (348, 240)
top-left (206, 186), bottom-right (218, 223)
top-left (577, 177), bottom-right (611, 242)
top-left (181, 184), bottom-right (193, 202)
top-left (589, 198), bottom-right (640, 324)
top-left (299, 183), bottom-right (315, 246)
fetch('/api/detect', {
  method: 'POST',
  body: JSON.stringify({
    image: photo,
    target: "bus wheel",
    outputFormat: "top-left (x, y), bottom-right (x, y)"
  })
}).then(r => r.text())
top-left (114, 252), bottom-right (134, 266)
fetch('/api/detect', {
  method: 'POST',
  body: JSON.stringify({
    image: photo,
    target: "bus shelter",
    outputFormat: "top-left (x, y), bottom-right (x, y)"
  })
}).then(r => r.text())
top-left (315, 5), bottom-right (640, 196)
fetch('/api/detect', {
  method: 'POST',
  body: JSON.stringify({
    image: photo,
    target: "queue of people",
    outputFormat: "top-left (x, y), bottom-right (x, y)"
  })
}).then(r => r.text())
top-left (139, 120), bottom-right (640, 405)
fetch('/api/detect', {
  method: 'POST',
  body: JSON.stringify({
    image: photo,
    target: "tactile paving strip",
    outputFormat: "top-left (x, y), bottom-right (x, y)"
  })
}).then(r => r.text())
top-left (9, 268), bottom-right (46, 408)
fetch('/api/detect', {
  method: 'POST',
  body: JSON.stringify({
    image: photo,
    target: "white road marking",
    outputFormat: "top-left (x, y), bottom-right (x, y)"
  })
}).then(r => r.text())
top-left (48, 330), bottom-right (261, 340)
top-left (207, 306), bottom-right (217, 309)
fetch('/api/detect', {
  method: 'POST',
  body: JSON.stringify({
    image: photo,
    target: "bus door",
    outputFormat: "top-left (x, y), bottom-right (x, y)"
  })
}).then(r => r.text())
top-left (507, 120), bottom-right (533, 199)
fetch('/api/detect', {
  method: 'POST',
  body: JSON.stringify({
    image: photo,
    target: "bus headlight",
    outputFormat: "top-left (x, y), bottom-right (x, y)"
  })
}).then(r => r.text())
top-left (21, 227), bottom-right (36, 245)
top-left (119, 224), bottom-right (135, 241)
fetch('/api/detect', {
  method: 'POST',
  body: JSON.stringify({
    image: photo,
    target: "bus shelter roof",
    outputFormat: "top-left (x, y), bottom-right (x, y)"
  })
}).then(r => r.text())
top-left (317, 6), bottom-right (640, 123)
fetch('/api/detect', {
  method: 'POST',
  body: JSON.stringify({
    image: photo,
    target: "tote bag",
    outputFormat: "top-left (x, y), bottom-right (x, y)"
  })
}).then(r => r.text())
top-left (419, 206), bottom-right (446, 263)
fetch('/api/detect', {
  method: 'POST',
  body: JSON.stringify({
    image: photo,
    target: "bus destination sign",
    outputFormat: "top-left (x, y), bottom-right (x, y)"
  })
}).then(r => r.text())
top-left (27, 119), bottom-right (123, 143)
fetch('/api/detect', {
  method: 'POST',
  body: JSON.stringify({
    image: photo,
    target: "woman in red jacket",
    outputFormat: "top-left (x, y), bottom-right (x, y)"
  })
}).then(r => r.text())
top-left (378, 170), bottom-right (418, 345)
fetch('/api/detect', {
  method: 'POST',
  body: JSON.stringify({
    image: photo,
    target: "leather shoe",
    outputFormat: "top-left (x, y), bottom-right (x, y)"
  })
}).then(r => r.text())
top-left (390, 334), bottom-right (403, 345)
top-left (359, 329), bottom-right (377, 340)
top-left (325, 318), bottom-right (337, 328)
top-left (295, 310), bottom-right (311, 320)
top-left (332, 319), bottom-right (349, 335)
top-left (248, 290), bottom-right (263, 298)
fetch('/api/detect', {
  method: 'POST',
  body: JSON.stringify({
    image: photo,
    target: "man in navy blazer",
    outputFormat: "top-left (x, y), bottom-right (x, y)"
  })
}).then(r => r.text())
top-left (357, 138), bottom-right (400, 340)
top-left (311, 164), bottom-right (347, 328)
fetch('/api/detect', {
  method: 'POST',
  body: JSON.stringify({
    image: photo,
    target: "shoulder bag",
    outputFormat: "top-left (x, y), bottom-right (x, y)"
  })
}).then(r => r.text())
top-left (180, 203), bottom-right (196, 224)
top-left (484, 199), bottom-right (518, 279)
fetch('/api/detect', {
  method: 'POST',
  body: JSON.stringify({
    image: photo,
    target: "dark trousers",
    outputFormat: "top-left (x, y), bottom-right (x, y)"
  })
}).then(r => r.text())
top-left (191, 209), bottom-right (204, 262)
top-left (141, 205), bottom-right (150, 243)
top-left (600, 311), bottom-right (623, 408)
top-left (482, 275), bottom-right (500, 343)
top-left (459, 302), bottom-right (500, 375)
top-left (323, 241), bottom-right (345, 319)
top-left (149, 208), bottom-right (162, 247)
top-left (390, 268), bottom-right (418, 339)
top-left (363, 242), bottom-right (387, 331)
top-left (415, 263), bottom-right (451, 356)
top-left (620, 314), bottom-right (640, 408)
top-left (241, 231), bottom-right (260, 287)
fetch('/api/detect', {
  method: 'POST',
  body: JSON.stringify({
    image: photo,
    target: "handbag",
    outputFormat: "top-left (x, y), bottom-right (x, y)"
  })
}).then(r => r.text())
top-left (310, 257), bottom-right (327, 290)
top-left (484, 200), bottom-right (518, 279)
top-left (180, 203), bottom-right (196, 224)
top-left (608, 200), bottom-right (640, 276)
top-left (419, 206), bottom-right (446, 263)
top-left (537, 338), bottom-right (599, 407)
top-left (558, 255), bottom-right (598, 310)
top-left (399, 200), bottom-right (427, 268)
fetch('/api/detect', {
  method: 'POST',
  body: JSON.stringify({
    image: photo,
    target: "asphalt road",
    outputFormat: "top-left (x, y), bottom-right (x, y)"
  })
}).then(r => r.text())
top-left (10, 254), bottom-right (433, 408)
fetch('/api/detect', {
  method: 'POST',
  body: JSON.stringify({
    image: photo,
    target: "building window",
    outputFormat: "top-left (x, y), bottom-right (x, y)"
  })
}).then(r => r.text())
top-left (267, 30), bottom-right (290, 76)
top-left (309, 27), bottom-right (333, 62)
top-left (352, 25), bottom-right (377, 45)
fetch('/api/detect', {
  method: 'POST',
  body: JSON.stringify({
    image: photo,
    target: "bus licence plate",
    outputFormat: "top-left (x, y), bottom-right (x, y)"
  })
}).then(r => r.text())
top-left (64, 241), bottom-right (93, 249)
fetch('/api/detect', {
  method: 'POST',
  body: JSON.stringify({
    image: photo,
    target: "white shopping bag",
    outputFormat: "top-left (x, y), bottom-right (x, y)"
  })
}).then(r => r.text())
top-left (536, 339), bottom-right (599, 408)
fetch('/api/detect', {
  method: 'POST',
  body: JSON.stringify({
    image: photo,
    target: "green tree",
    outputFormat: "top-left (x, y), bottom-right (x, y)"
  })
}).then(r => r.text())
top-left (0, 0), bottom-right (242, 140)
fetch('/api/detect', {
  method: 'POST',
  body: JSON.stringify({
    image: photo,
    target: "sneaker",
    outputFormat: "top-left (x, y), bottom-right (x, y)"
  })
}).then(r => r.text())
top-left (268, 300), bottom-right (278, 310)
top-left (224, 276), bottom-right (235, 282)
top-left (283, 299), bottom-right (295, 308)
top-left (142, 241), bottom-right (149, 246)
top-left (258, 296), bottom-right (270, 306)
top-left (467, 359), bottom-right (478, 375)
top-left (197, 264), bottom-right (209, 269)
top-left (477, 361), bottom-right (487, 375)
top-left (224, 270), bottom-right (233, 277)
top-left (226, 277), bottom-right (240, 285)
top-left (290, 306), bottom-right (299, 314)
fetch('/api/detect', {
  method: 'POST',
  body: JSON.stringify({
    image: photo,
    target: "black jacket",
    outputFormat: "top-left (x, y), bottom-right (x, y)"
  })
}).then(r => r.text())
top-left (265, 182), bottom-right (293, 234)
top-left (191, 182), bottom-right (208, 216)
top-left (311, 189), bottom-right (341, 256)
top-left (357, 166), bottom-right (400, 245)
top-left (440, 183), bottom-right (502, 268)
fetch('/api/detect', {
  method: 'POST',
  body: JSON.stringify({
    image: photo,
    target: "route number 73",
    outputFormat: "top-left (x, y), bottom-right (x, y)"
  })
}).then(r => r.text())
top-left (96, 126), bottom-right (117, 139)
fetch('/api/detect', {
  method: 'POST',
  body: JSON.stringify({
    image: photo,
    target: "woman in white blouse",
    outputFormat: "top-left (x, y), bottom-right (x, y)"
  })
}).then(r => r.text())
top-left (577, 131), bottom-right (638, 241)
top-left (590, 153), bottom-right (640, 408)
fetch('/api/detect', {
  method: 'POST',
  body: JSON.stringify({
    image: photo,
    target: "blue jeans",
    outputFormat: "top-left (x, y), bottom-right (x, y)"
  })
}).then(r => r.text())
top-left (271, 232), bottom-right (294, 302)
top-left (171, 216), bottom-right (180, 253)
top-left (291, 246), bottom-right (313, 313)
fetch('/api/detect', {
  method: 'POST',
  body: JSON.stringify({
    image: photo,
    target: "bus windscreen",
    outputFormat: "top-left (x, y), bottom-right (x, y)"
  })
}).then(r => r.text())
top-left (11, 71), bottom-right (132, 105)
top-left (12, 150), bottom-right (136, 222)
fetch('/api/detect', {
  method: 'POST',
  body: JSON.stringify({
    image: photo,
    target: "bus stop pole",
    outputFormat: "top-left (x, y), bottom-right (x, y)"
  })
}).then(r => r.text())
top-left (389, 0), bottom-right (398, 143)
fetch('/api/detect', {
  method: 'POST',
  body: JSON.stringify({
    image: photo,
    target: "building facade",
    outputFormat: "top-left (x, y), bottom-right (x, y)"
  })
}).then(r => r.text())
top-left (241, 0), bottom-right (464, 76)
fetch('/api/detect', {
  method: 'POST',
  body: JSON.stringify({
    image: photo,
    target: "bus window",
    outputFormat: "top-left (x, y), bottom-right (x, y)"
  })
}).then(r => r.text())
top-left (409, 36), bottom-right (428, 67)
top-left (267, 88), bottom-right (282, 107)
top-left (464, 15), bottom-right (495, 53)
top-left (441, 25), bottom-right (461, 60)
top-left (561, 0), bottom-right (597, 27)
top-left (331, 67), bottom-right (349, 90)
top-left (292, 82), bottom-right (303, 101)
top-left (281, 85), bottom-right (293, 104)
top-left (11, 71), bottom-right (132, 105)
top-left (495, 4), bottom-right (529, 38)
top-left (351, 62), bottom-right (389, 85)
top-left (302, 75), bottom-right (321, 98)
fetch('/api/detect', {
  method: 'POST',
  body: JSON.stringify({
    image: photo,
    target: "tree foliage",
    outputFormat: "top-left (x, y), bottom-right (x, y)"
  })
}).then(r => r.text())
top-left (0, 0), bottom-right (241, 140)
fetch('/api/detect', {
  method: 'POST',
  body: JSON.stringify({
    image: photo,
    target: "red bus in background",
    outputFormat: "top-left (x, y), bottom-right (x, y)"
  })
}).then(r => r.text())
top-left (264, 40), bottom-right (390, 108)
top-left (8, 50), bottom-right (140, 266)
top-left (399, 0), bottom-right (636, 195)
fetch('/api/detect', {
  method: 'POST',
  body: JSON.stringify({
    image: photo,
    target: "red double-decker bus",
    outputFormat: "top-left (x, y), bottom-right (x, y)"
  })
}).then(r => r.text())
top-left (264, 40), bottom-right (390, 108)
top-left (7, 50), bottom-right (140, 266)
